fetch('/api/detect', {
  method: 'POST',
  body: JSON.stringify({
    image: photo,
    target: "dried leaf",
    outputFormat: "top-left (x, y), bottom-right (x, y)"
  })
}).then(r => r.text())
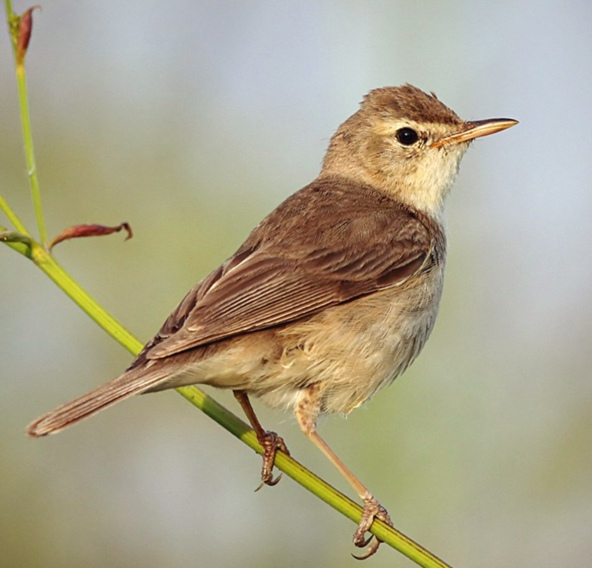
top-left (16, 6), bottom-right (41, 65)
top-left (49, 222), bottom-right (133, 250)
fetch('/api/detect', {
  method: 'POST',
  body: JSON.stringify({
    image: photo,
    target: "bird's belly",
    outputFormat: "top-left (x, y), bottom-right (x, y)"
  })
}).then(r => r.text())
top-left (184, 276), bottom-right (443, 416)
top-left (255, 282), bottom-right (441, 415)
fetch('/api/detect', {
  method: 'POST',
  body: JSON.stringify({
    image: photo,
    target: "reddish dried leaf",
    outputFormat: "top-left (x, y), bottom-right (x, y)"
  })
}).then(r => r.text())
top-left (49, 222), bottom-right (133, 250)
top-left (16, 6), bottom-right (41, 65)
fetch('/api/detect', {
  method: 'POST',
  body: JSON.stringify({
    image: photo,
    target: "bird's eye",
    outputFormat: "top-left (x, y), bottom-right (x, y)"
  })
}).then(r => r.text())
top-left (395, 127), bottom-right (419, 146)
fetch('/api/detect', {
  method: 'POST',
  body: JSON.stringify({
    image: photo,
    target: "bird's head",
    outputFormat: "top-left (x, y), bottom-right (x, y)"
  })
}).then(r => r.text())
top-left (321, 84), bottom-right (517, 218)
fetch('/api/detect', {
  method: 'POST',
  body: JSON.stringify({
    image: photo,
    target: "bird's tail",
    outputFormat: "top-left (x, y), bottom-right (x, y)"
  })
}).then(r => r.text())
top-left (26, 368), bottom-right (168, 437)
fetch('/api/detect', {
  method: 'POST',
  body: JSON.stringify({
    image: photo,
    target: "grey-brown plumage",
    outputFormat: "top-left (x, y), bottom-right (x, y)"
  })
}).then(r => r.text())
top-left (27, 84), bottom-right (517, 557)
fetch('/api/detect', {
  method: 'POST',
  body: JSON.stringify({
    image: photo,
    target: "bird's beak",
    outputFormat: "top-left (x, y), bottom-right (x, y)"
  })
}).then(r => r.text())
top-left (431, 118), bottom-right (518, 148)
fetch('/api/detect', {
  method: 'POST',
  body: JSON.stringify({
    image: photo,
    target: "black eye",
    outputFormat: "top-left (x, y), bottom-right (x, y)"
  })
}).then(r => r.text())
top-left (395, 127), bottom-right (419, 146)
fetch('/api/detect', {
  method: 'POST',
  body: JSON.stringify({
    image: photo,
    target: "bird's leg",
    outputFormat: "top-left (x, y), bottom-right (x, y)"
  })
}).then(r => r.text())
top-left (295, 384), bottom-right (393, 560)
top-left (233, 390), bottom-right (290, 489)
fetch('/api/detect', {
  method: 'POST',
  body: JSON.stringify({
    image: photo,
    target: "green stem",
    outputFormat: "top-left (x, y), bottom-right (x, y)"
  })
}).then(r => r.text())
top-left (30, 242), bottom-right (140, 353)
top-left (4, 0), bottom-right (47, 244)
top-left (16, 63), bottom-right (47, 244)
top-left (0, 226), bottom-right (32, 257)
top-left (4, 0), bottom-right (14, 36)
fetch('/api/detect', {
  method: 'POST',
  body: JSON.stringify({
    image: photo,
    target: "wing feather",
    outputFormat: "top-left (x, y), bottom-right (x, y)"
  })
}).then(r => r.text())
top-left (138, 177), bottom-right (443, 361)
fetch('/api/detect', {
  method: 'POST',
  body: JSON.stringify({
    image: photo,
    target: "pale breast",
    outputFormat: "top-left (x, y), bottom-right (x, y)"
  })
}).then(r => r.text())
top-left (170, 264), bottom-right (444, 416)
top-left (256, 265), bottom-right (445, 415)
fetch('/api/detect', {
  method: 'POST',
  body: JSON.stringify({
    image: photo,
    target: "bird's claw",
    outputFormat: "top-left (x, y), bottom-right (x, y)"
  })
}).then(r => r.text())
top-left (351, 496), bottom-right (392, 560)
top-left (255, 430), bottom-right (289, 490)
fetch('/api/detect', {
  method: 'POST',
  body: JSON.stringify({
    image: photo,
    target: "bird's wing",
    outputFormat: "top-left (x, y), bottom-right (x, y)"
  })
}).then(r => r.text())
top-left (141, 178), bottom-right (442, 360)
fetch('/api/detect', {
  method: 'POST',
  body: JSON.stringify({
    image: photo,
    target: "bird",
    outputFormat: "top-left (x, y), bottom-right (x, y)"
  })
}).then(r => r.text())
top-left (27, 84), bottom-right (517, 558)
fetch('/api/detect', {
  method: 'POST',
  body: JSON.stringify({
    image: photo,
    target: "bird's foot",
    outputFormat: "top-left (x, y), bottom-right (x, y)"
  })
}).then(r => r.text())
top-left (254, 430), bottom-right (290, 491)
top-left (351, 496), bottom-right (392, 560)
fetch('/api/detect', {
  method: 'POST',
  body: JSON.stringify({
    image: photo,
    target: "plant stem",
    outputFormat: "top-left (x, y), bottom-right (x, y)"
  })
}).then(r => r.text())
top-left (30, 241), bottom-right (140, 353)
top-left (15, 62), bottom-right (47, 244)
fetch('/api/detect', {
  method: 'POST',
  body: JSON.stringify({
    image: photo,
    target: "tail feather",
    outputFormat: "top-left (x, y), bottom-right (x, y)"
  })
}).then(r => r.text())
top-left (26, 369), bottom-right (168, 437)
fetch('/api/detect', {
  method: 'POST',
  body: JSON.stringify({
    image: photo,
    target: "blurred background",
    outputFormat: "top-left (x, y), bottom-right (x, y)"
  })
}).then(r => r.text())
top-left (1, 2), bottom-right (591, 567)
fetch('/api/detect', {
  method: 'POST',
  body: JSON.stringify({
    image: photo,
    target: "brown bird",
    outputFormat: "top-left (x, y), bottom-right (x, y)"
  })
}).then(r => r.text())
top-left (27, 84), bottom-right (517, 558)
